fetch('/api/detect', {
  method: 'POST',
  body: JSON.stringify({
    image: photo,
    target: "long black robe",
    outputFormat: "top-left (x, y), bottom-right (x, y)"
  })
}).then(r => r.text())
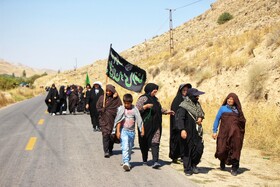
top-left (45, 87), bottom-right (58, 113)
top-left (86, 87), bottom-right (104, 128)
top-left (58, 86), bottom-right (67, 114)
top-left (138, 93), bottom-right (162, 148)
top-left (176, 107), bottom-right (204, 172)
top-left (68, 87), bottom-right (78, 114)
top-left (169, 84), bottom-right (189, 160)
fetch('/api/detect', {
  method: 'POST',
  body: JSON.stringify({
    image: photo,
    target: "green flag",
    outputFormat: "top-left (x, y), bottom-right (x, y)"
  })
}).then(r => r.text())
top-left (85, 72), bottom-right (90, 86)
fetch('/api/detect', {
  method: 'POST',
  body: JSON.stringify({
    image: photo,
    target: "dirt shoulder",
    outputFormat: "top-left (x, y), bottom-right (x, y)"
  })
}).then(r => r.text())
top-left (159, 126), bottom-right (280, 187)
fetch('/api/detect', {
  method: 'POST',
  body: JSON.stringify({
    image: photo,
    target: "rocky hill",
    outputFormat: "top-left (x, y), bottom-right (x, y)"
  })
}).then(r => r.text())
top-left (0, 59), bottom-right (56, 77)
top-left (35, 0), bottom-right (280, 154)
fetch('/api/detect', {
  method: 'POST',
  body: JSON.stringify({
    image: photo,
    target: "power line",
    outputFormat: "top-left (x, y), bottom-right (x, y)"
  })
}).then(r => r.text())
top-left (174, 0), bottom-right (203, 11)
top-left (155, 18), bottom-right (169, 35)
top-left (165, 0), bottom-right (204, 56)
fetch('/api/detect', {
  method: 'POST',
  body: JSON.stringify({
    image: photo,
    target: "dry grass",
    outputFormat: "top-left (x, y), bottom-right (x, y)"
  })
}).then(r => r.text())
top-left (0, 92), bottom-right (12, 108)
top-left (265, 24), bottom-right (280, 50)
top-left (244, 103), bottom-right (280, 157)
top-left (247, 63), bottom-right (268, 99)
top-left (195, 67), bottom-right (213, 86)
top-left (0, 87), bottom-right (44, 108)
top-left (202, 99), bottom-right (280, 158)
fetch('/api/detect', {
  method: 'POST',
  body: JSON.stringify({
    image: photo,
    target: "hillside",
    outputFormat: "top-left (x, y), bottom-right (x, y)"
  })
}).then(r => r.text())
top-left (0, 59), bottom-right (56, 77)
top-left (35, 0), bottom-right (280, 154)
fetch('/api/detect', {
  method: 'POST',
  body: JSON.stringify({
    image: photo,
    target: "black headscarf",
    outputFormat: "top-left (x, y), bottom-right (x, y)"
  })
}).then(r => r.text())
top-left (144, 83), bottom-right (158, 94)
top-left (171, 83), bottom-right (192, 112)
top-left (59, 85), bottom-right (66, 100)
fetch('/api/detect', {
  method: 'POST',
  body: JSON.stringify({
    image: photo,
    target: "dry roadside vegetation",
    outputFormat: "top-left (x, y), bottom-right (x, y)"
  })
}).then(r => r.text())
top-left (0, 87), bottom-right (45, 108)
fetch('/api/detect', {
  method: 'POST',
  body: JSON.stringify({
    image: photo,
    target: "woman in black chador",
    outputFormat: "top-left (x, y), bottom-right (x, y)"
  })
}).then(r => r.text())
top-left (136, 83), bottom-right (174, 169)
top-left (86, 81), bottom-right (104, 131)
top-left (175, 88), bottom-right (205, 176)
top-left (77, 86), bottom-right (85, 113)
top-left (96, 84), bottom-right (122, 157)
top-left (68, 85), bottom-right (78, 114)
top-left (169, 83), bottom-right (192, 163)
top-left (58, 85), bottom-right (67, 115)
top-left (45, 83), bottom-right (58, 116)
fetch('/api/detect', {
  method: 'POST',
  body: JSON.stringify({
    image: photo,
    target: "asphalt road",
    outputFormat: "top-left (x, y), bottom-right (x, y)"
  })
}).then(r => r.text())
top-left (0, 95), bottom-right (196, 187)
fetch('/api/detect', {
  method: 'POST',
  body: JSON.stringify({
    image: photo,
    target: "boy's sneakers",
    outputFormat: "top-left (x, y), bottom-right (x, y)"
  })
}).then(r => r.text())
top-left (152, 162), bottom-right (161, 169)
top-left (123, 163), bottom-right (130, 171)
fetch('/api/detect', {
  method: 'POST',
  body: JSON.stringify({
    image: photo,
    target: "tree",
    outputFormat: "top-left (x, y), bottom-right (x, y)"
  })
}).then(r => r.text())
top-left (22, 70), bottom-right (26, 77)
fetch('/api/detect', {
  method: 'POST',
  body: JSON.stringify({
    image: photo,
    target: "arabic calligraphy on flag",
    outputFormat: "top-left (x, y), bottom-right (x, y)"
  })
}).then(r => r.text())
top-left (106, 47), bottom-right (146, 92)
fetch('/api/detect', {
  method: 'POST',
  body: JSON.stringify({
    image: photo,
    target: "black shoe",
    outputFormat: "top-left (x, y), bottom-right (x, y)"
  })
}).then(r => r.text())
top-left (231, 169), bottom-right (238, 176)
top-left (220, 161), bottom-right (225, 170)
top-left (104, 152), bottom-right (110, 158)
top-left (172, 159), bottom-right (178, 163)
top-left (151, 162), bottom-right (161, 169)
top-left (192, 165), bottom-right (199, 174)
top-left (184, 170), bottom-right (193, 176)
top-left (109, 150), bottom-right (113, 156)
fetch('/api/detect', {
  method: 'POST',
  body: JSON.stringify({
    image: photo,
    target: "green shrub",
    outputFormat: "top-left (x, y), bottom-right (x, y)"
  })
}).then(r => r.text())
top-left (217, 12), bottom-right (233, 25)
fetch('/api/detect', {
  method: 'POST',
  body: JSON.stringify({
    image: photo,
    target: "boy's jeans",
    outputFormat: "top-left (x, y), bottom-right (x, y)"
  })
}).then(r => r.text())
top-left (121, 129), bottom-right (135, 164)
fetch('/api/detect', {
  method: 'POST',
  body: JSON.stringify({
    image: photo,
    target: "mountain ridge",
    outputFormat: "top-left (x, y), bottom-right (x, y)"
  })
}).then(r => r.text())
top-left (0, 59), bottom-right (56, 77)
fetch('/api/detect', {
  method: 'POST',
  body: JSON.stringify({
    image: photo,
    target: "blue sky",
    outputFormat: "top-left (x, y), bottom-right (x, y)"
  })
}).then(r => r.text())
top-left (0, 0), bottom-right (216, 71)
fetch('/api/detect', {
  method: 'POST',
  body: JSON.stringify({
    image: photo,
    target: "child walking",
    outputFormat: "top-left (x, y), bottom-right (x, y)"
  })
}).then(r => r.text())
top-left (114, 93), bottom-right (144, 171)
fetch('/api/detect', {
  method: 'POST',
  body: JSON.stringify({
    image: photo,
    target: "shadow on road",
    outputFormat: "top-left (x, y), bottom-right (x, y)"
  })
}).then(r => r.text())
top-left (197, 166), bottom-right (215, 174)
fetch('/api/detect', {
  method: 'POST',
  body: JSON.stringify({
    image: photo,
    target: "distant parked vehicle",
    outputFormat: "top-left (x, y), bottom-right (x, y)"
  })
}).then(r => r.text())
top-left (19, 82), bottom-right (29, 87)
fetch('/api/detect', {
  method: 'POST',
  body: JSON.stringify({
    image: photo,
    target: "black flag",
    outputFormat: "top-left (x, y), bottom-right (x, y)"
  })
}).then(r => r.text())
top-left (106, 47), bottom-right (146, 92)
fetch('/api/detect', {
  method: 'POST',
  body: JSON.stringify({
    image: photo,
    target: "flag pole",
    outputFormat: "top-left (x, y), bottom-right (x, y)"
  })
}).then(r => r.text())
top-left (103, 44), bottom-right (112, 108)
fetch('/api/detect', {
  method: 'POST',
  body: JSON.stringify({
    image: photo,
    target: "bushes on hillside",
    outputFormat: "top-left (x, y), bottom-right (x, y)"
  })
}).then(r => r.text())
top-left (0, 75), bottom-right (19, 90)
top-left (0, 72), bottom-right (47, 90)
top-left (217, 12), bottom-right (233, 25)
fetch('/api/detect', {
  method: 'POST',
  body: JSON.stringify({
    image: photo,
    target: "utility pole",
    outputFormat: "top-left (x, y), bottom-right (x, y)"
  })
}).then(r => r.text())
top-left (166, 9), bottom-right (174, 56)
top-left (74, 57), bottom-right (77, 71)
top-left (165, 1), bottom-right (203, 56)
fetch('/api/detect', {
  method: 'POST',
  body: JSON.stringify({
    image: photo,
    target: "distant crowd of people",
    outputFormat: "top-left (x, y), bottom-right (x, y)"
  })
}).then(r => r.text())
top-left (45, 82), bottom-right (246, 176)
top-left (45, 83), bottom-right (95, 116)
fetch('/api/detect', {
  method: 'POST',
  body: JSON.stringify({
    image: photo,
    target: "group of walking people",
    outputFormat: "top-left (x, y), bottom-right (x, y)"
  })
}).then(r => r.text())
top-left (45, 83), bottom-right (91, 116)
top-left (45, 81), bottom-right (246, 176)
